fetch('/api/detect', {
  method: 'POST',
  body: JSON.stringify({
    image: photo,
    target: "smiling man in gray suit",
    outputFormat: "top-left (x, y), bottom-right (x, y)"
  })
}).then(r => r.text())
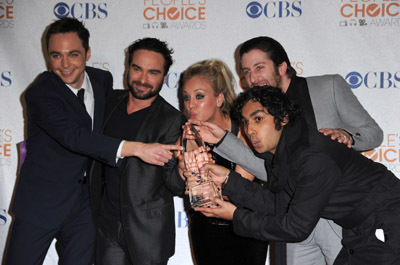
top-left (193, 36), bottom-right (383, 265)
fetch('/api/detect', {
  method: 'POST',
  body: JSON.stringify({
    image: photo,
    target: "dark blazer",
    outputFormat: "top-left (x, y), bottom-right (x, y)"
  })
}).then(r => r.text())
top-left (223, 117), bottom-right (399, 250)
top-left (90, 90), bottom-right (186, 264)
top-left (11, 67), bottom-right (121, 229)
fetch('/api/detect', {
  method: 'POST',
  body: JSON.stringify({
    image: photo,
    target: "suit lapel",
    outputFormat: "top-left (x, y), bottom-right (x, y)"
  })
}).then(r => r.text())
top-left (134, 96), bottom-right (163, 143)
top-left (287, 76), bottom-right (317, 129)
top-left (87, 69), bottom-right (103, 133)
top-left (50, 71), bottom-right (92, 128)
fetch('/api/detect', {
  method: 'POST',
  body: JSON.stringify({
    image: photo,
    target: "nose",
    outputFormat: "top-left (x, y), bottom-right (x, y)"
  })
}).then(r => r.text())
top-left (247, 71), bottom-right (258, 86)
top-left (140, 72), bottom-right (148, 84)
top-left (246, 122), bottom-right (255, 137)
top-left (188, 98), bottom-right (196, 110)
top-left (61, 56), bottom-right (70, 68)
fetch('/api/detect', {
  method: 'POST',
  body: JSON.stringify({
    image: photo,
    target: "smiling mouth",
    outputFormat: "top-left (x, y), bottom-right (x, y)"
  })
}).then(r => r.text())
top-left (254, 81), bottom-right (268, 87)
top-left (133, 82), bottom-right (152, 91)
top-left (61, 70), bottom-right (74, 76)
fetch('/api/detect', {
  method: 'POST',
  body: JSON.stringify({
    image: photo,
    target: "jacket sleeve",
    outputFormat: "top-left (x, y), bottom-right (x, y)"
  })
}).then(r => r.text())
top-left (226, 153), bottom-right (341, 243)
top-left (25, 79), bottom-right (121, 166)
top-left (331, 75), bottom-right (383, 151)
top-left (162, 113), bottom-right (187, 195)
top-left (213, 132), bottom-right (268, 181)
top-left (309, 74), bottom-right (384, 151)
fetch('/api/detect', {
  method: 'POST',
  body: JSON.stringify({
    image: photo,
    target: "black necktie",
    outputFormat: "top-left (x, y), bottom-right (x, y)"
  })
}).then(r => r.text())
top-left (77, 88), bottom-right (85, 106)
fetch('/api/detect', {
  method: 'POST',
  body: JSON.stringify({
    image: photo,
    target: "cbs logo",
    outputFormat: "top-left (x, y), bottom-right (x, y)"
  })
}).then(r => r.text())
top-left (54, 2), bottom-right (108, 19)
top-left (246, 1), bottom-right (302, 19)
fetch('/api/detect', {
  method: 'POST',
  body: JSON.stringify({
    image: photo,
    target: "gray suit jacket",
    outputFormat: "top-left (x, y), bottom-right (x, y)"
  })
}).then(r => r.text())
top-left (214, 74), bottom-right (383, 181)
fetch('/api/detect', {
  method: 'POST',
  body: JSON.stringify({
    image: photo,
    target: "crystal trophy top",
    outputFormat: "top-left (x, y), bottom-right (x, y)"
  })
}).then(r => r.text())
top-left (182, 124), bottom-right (221, 208)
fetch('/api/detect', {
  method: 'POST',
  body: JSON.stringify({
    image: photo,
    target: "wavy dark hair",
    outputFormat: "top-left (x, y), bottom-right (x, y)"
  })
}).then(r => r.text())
top-left (127, 38), bottom-right (174, 77)
top-left (239, 36), bottom-right (296, 78)
top-left (45, 18), bottom-right (90, 53)
top-left (233, 85), bottom-right (301, 130)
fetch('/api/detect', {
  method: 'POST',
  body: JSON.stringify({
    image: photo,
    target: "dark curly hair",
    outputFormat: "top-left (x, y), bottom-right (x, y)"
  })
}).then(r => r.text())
top-left (127, 38), bottom-right (174, 77)
top-left (233, 85), bottom-right (300, 130)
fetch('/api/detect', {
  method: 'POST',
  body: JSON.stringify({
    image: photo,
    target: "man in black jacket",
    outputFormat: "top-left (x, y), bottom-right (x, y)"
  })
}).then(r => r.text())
top-left (90, 38), bottom-right (186, 265)
top-left (197, 85), bottom-right (400, 265)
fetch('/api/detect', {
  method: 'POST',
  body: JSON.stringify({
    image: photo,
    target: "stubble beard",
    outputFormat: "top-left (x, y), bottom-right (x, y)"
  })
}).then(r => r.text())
top-left (128, 78), bottom-right (163, 100)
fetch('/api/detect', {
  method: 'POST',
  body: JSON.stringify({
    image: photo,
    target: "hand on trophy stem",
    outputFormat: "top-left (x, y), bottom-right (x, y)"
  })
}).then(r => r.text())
top-left (184, 170), bottom-right (201, 195)
top-left (200, 163), bottom-right (230, 186)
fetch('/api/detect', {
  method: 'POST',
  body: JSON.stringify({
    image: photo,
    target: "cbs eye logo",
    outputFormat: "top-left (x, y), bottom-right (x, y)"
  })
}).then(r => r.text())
top-left (345, 72), bottom-right (363, 89)
top-left (54, 2), bottom-right (69, 18)
top-left (246, 2), bottom-right (263, 18)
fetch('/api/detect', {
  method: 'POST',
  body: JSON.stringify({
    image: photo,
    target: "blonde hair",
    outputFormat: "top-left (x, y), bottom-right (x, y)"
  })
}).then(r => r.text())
top-left (180, 59), bottom-right (236, 116)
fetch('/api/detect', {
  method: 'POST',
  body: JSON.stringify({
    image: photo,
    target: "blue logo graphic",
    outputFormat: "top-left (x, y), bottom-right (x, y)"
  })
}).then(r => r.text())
top-left (0, 71), bottom-right (11, 87)
top-left (177, 211), bottom-right (188, 228)
top-left (345, 71), bottom-right (363, 89)
top-left (246, 1), bottom-right (302, 19)
top-left (246, 2), bottom-right (263, 18)
top-left (346, 71), bottom-right (400, 89)
top-left (165, 72), bottom-right (180, 89)
top-left (54, 2), bottom-right (69, 18)
top-left (54, 2), bottom-right (108, 19)
top-left (0, 209), bottom-right (7, 225)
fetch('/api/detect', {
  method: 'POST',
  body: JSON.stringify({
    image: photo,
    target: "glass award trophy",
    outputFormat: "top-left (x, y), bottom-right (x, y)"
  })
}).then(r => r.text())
top-left (183, 124), bottom-right (221, 208)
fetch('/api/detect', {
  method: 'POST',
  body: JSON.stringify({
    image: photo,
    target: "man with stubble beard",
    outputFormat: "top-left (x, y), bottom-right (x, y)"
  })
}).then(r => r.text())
top-left (90, 38), bottom-right (186, 265)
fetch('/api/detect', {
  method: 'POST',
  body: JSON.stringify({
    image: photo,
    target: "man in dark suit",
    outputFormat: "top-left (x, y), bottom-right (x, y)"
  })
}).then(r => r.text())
top-left (5, 19), bottom-right (181, 265)
top-left (197, 86), bottom-right (400, 265)
top-left (90, 38), bottom-right (186, 265)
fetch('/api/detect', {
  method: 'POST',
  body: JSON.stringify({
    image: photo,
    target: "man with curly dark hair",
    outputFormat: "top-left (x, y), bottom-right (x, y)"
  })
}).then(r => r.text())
top-left (196, 85), bottom-right (400, 265)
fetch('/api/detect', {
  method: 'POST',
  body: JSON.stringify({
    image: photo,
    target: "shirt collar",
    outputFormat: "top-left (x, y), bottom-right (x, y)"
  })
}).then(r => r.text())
top-left (66, 71), bottom-right (89, 96)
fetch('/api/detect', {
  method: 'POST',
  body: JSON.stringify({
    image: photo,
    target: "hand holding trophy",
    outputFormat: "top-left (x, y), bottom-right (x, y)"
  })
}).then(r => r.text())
top-left (182, 123), bottom-right (221, 208)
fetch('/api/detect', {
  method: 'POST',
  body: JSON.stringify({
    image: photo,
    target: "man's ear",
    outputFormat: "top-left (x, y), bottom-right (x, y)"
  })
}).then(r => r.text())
top-left (278, 62), bottom-right (287, 76)
top-left (86, 47), bottom-right (91, 62)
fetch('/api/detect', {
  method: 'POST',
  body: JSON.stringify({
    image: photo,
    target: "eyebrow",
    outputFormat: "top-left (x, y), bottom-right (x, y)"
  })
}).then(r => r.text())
top-left (249, 109), bottom-right (265, 117)
top-left (49, 50), bottom-right (82, 55)
top-left (131, 63), bottom-right (162, 74)
top-left (241, 61), bottom-right (265, 71)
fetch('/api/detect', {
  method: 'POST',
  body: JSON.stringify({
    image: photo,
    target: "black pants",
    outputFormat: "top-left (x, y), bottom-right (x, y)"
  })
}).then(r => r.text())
top-left (5, 183), bottom-right (95, 265)
top-left (190, 211), bottom-right (268, 265)
top-left (334, 174), bottom-right (400, 265)
top-left (96, 216), bottom-right (169, 265)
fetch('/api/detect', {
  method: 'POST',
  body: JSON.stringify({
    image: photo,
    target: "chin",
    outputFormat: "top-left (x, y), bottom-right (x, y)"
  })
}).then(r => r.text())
top-left (255, 147), bottom-right (266, 153)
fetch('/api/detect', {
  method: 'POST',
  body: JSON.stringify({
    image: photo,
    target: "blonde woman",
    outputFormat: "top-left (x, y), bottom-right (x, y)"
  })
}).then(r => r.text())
top-left (178, 59), bottom-right (268, 265)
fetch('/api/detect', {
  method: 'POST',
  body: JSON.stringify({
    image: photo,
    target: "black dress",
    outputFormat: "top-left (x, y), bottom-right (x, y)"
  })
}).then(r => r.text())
top-left (189, 121), bottom-right (268, 265)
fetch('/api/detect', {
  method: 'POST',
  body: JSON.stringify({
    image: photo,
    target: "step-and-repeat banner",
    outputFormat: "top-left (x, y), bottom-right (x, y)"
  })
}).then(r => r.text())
top-left (1, 1), bottom-right (399, 264)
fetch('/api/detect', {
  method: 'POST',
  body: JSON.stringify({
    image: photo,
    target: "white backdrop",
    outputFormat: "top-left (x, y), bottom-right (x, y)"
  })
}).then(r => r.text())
top-left (1, 0), bottom-right (399, 264)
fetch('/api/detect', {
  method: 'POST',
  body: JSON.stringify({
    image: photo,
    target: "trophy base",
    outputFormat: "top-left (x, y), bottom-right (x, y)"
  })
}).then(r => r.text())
top-left (189, 181), bottom-right (221, 208)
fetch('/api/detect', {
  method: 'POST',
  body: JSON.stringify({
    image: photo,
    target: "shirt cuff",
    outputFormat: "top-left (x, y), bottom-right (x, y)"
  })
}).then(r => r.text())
top-left (116, 140), bottom-right (125, 162)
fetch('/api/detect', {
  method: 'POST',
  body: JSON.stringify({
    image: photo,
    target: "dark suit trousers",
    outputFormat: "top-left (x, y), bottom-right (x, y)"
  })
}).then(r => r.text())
top-left (5, 182), bottom-right (95, 265)
top-left (96, 215), bottom-right (168, 265)
top-left (333, 177), bottom-right (400, 265)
